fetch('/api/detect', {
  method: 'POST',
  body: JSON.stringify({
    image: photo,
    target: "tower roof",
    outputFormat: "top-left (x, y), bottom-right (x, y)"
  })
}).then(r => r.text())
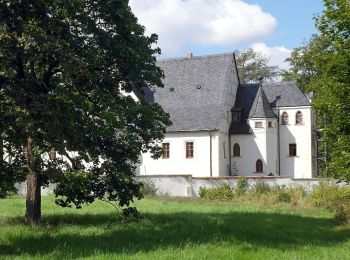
top-left (248, 86), bottom-right (276, 119)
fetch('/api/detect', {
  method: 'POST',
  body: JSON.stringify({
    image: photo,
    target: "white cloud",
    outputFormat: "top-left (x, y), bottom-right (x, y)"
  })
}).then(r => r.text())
top-left (251, 42), bottom-right (292, 71)
top-left (130, 0), bottom-right (277, 56)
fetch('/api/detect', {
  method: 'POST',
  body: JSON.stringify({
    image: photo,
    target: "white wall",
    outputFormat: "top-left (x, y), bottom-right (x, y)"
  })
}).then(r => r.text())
top-left (139, 131), bottom-right (218, 177)
top-left (231, 118), bottom-right (278, 176)
top-left (136, 176), bottom-right (320, 197)
top-left (230, 107), bottom-right (313, 179)
top-left (278, 107), bottom-right (313, 178)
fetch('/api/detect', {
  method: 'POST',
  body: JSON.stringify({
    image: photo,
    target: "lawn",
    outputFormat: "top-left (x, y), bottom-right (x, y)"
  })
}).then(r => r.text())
top-left (0, 196), bottom-right (350, 259)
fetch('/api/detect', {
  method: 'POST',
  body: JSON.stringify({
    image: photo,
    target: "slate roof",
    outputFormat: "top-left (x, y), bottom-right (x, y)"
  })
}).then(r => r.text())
top-left (152, 53), bottom-right (236, 132)
top-left (230, 81), bottom-right (311, 134)
top-left (248, 86), bottom-right (276, 119)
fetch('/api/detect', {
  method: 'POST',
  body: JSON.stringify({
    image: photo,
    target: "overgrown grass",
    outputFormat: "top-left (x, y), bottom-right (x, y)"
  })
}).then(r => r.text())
top-left (0, 195), bottom-right (350, 259)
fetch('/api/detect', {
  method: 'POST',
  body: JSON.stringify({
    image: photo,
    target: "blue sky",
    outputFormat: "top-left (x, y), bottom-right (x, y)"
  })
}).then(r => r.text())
top-left (130, 0), bottom-right (325, 69)
top-left (244, 0), bottom-right (324, 48)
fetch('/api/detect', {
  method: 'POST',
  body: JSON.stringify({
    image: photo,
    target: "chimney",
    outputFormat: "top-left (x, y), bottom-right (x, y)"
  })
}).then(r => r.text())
top-left (187, 52), bottom-right (193, 59)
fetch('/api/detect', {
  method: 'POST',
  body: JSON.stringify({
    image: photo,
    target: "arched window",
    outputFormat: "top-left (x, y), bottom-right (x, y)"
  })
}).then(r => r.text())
top-left (256, 159), bottom-right (263, 173)
top-left (281, 112), bottom-right (289, 125)
top-left (233, 143), bottom-right (240, 157)
top-left (296, 111), bottom-right (303, 124)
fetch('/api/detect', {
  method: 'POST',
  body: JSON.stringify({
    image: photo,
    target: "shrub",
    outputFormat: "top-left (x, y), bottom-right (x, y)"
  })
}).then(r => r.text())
top-left (333, 203), bottom-right (350, 225)
top-left (275, 189), bottom-right (292, 203)
top-left (310, 181), bottom-right (350, 210)
top-left (236, 176), bottom-right (249, 196)
top-left (254, 181), bottom-right (271, 195)
top-left (199, 184), bottom-right (234, 200)
top-left (140, 179), bottom-right (158, 196)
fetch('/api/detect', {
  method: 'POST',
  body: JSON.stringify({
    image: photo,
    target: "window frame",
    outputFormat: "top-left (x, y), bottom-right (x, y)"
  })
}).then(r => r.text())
top-left (296, 111), bottom-right (303, 125)
top-left (233, 143), bottom-right (240, 157)
top-left (185, 141), bottom-right (194, 159)
top-left (289, 143), bottom-right (297, 157)
top-left (256, 159), bottom-right (263, 173)
top-left (162, 143), bottom-right (170, 159)
top-left (281, 112), bottom-right (289, 125)
top-left (255, 121), bottom-right (263, 128)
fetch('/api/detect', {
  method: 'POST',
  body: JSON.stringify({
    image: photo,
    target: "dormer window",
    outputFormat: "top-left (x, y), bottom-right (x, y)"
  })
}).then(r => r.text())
top-left (232, 108), bottom-right (242, 123)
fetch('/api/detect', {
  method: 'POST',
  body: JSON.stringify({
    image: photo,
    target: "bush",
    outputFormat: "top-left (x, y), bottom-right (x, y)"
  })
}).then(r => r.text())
top-left (333, 203), bottom-right (350, 225)
top-left (275, 189), bottom-right (292, 203)
top-left (236, 176), bottom-right (249, 196)
top-left (199, 184), bottom-right (234, 200)
top-left (310, 181), bottom-right (350, 210)
top-left (140, 179), bottom-right (158, 196)
top-left (254, 181), bottom-right (271, 195)
top-left (311, 181), bottom-right (350, 224)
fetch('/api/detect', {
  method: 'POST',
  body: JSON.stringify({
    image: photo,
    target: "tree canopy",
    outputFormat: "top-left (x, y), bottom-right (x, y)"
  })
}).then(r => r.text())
top-left (0, 0), bottom-right (170, 223)
top-left (283, 0), bottom-right (350, 182)
top-left (235, 48), bottom-right (279, 84)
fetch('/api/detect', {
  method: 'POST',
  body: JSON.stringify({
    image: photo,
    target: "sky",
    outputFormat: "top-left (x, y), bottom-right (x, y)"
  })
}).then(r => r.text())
top-left (129, 0), bottom-right (324, 70)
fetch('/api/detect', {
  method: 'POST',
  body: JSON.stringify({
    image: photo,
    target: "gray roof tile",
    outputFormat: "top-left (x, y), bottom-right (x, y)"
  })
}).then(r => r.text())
top-left (230, 81), bottom-right (311, 134)
top-left (249, 86), bottom-right (276, 118)
top-left (153, 53), bottom-right (236, 132)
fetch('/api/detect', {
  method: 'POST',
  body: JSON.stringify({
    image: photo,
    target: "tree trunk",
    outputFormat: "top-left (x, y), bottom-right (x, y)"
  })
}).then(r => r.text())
top-left (25, 137), bottom-right (41, 224)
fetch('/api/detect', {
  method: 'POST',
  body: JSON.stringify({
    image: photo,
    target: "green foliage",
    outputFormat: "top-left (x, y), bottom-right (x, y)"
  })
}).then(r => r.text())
top-left (311, 181), bottom-right (350, 210)
top-left (235, 48), bottom-right (279, 84)
top-left (253, 181), bottom-right (271, 195)
top-left (0, 0), bottom-right (171, 217)
top-left (1, 196), bottom-right (350, 259)
top-left (122, 207), bottom-right (141, 220)
top-left (140, 179), bottom-right (158, 196)
top-left (283, 0), bottom-right (350, 181)
top-left (235, 176), bottom-right (249, 196)
top-left (274, 188), bottom-right (292, 203)
top-left (199, 184), bottom-right (234, 200)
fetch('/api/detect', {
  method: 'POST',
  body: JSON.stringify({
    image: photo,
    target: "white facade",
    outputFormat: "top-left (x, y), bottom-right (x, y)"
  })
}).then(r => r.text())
top-left (138, 53), bottom-right (314, 179)
top-left (230, 106), bottom-right (313, 178)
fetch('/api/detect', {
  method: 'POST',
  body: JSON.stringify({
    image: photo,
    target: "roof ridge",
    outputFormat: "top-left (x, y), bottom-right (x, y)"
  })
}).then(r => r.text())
top-left (157, 52), bottom-right (235, 63)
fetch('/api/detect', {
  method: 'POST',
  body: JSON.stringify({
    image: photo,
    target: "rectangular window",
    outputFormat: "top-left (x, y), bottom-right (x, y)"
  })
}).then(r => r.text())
top-left (186, 142), bottom-right (194, 159)
top-left (289, 144), bottom-right (297, 157)
top-left (268, 121), bottom-right (273, 128)
top-left (255, 122), bottom-right (263, 128)
top-left (162, 143), bottom-right (170, 159)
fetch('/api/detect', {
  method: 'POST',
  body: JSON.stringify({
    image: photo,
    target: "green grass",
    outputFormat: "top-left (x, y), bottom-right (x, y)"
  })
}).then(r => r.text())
top-left (0, 196), bottom-right (350, 259)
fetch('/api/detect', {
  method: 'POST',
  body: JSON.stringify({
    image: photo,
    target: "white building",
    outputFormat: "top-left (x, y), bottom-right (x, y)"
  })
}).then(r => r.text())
top-left (138, 53), bottom-right (315, 179)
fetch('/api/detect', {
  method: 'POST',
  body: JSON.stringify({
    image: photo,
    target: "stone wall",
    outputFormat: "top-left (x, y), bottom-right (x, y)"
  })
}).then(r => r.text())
top-left (136, 175), bottom-right (321, 197)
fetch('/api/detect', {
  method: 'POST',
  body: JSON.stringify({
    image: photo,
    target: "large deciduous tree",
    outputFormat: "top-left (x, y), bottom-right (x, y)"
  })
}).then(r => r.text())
top-left (236, 48), bottom-right (279, 84)
top-left (283, 0), bottom-right (350, 182)
top-left (0, 0), bottom-right (170, 224)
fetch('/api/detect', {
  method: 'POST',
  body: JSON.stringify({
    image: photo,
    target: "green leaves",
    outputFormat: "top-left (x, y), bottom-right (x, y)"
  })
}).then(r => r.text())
top-left (0, 1), bottom-right (170, 207)
top-left (284, 0), bottom-right (350, 182)
top-left (236, 48), bottom-right (279, 84)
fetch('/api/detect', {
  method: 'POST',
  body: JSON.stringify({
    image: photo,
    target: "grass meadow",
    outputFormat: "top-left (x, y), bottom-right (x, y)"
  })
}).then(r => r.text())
top-left (0, 195), bottom-right (350, 259)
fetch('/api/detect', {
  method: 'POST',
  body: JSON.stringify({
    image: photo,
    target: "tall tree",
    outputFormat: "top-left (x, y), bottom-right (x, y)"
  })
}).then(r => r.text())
top-left (284, 0), bottom-right (350, 182)
top-left (0, 0), bottom-right (170, 224)
top-left (235, 48), bottom-right (279, 84)
top-left (281, 34), bottom-right (331, 92)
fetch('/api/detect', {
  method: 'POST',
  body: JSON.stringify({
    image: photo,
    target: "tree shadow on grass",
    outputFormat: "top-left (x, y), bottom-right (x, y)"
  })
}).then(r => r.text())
top-left (1, 210), bottom-right (350, 258)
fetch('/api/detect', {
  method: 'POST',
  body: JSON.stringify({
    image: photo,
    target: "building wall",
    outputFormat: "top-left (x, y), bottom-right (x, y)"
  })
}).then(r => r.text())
top-left (278, 106), bottom-right (313, 178)
top-left (230, 118), bottom-right (278, 176)
top-left (230, 106), bottom-right (313, 178)
top-left (139, 131), bottom-right (222, 177)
